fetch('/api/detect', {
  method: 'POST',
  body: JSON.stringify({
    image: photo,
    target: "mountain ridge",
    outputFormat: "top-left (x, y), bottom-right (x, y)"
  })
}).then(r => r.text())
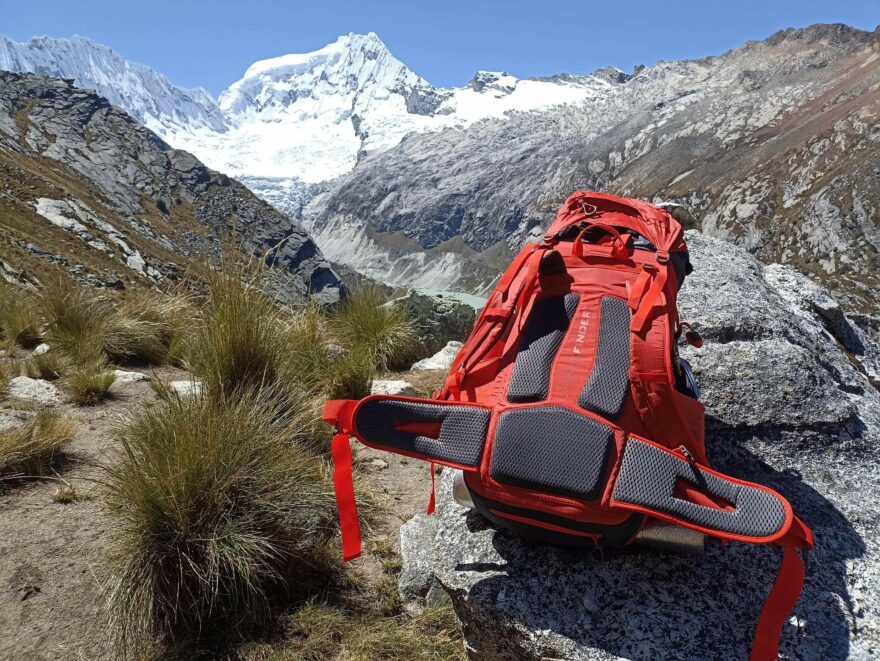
top-left (0, 70), bottom-right (342, 302)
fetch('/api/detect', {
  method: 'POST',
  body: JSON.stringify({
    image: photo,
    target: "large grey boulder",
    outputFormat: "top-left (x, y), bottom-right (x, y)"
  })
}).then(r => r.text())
top-left (385, 290), bottom-right (475, 369)
top-left (403, 233), bottom-right (880, 660)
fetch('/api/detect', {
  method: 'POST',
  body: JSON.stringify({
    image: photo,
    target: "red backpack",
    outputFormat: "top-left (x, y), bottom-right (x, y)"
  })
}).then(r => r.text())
top-left (323, 191), bottom-right (813, 661)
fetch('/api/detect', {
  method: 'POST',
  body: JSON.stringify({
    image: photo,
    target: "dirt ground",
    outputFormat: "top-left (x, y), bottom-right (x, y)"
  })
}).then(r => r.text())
top-left (0, 362), bottom-right (441, 660)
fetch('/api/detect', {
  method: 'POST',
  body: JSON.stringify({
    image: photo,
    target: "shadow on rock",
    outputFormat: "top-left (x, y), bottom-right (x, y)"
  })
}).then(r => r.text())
top-left (451, 438), bottom-right (862, 661)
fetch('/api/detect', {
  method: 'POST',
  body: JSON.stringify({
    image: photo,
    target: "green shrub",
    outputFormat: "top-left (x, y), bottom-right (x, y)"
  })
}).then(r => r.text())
top-left (330, 286), bottom-right (415, 372)
top-left (0, 283), bottom-right (42, 350)
top-left (102, 393), bottom-right (339, 650)
top-left (0, 411), bottom-right (77, 477)
top-left (25, 351), bottom-right (67, 381)
top-left (65, 364), bottom-right (117, 405)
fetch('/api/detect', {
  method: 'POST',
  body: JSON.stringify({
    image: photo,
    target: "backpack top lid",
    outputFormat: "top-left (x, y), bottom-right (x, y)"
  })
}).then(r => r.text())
top-left (545, 191), bottom-right (688, 259)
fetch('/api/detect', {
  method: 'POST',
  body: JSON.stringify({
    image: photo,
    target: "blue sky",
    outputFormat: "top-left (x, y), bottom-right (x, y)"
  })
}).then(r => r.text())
top-left (1, 0), bottom-right (877, 96)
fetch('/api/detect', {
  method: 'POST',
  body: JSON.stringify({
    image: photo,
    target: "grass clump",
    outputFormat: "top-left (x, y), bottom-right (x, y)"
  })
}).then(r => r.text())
top-left (330, 286), bottom-right (415, 372)
top-left (271, 601), bottom-right (465, 661)
top-left (0, 361), bottom-right (10, 397)
top-left (65, 364), bottom-right (117, 405)
top-left (25, 351), bottom-right (67, 381)
top-left (148, 378), bottom-right (173, 400)
top-left (0, 411), bottom-right (77, 478)
top-left (52, 482), bottom-right (94, 503)
top-left (102, 393), bottom-right (339, 651)
top-left (188, 254), bottom-right (296, 404)
top-left (41, 284), bottom-right (114, 363)
top-left (0, 283), bottom-right (42, 350)
top-left (42, 283), bottom-right (197, 366)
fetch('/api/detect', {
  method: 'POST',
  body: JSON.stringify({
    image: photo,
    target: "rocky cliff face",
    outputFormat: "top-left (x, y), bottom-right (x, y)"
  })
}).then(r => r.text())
top-left (399, 232), bottom-right (880, 659)
top-left (0, 71), bottom-right (341, 301)
top-left (305, 24), bottom-right (880, 311)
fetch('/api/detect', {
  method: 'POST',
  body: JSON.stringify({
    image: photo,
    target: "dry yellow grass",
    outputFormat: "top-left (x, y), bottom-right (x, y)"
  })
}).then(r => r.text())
top-left (0, 411), bottom-right (77, 478)
top-left (65, 364), bottom-right (117, 406)
top-left (25, 351), bottom-right (67, 381)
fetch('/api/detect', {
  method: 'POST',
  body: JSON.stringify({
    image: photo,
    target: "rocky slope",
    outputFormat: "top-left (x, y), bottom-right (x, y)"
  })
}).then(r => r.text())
top-left (400, 231), bottom-right (880, 659)
top-left (304, 24), bottom-right (880, 310)
top-left (0, 71), bottom-right (341, 301)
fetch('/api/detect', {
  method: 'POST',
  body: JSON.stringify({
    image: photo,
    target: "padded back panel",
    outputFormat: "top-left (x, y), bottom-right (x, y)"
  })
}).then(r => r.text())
top-left (490, 406), bottom-right (613, 500)
top-left (612, 438), bottom-right (787, 538)
top-left (355, 398), bottom-right (490, 467)
top-left (578, 296), bottom-right (631, 419)
top-left (507, 293), bottom-right (580, 403)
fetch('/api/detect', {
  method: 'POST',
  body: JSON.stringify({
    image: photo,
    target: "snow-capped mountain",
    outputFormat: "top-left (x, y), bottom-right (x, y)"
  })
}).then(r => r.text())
top-left (0, 32), bottom-right (616, 190)
top-left (0, 35), bottom-right (227, 134)
top-left (169, 32), bottom-right (614, 184)
top-left (303, 24), bottom-right (880, 309)
top-left (2, 26), bottom-right (877, 313)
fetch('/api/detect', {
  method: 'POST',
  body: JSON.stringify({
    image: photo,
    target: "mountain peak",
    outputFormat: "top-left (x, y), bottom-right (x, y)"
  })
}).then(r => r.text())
top-left (240, 32), bottom-right (392, 79)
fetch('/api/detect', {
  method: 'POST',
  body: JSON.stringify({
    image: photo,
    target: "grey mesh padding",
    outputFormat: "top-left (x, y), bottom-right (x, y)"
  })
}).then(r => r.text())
top-left (508, 293), bottom-right (580, 403)
top-left (490, 406), bottom-right (613, 500)
top-left (578, 296), bottom-right (631, 419)
top-left (612, 438), bottom-right (787, 539)
top-left (355, 398), bottom-right (490, 467)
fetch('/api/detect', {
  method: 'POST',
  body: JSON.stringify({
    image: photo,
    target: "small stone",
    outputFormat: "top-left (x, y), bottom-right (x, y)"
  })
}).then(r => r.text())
top-left (32, 343), bottom-right (50, 356)
top-left (6, 376), bottom-right (61, 404)
top-left (411, 341), bottom-right (462, 371)
top-left (369, 458), bottom-right (389, 469)
top-left (112, 369), bottom-right (151, 383)
top-left (169, 380), bottom-right (202, 397)
top-left (371, 379), bottom-right (418, 397)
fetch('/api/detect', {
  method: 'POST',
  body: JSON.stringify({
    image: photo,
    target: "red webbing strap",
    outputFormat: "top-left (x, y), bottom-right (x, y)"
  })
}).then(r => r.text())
top-left (631, 253), bottom-right (669, 334)
top-left (323, 400), bottom-right (362, 561)
top-left (330, 430), bottom-right (362, 561)
top-left (426, 462), bottom-right (436, 514)
top-left (750, 517), bottom-right (813, 661)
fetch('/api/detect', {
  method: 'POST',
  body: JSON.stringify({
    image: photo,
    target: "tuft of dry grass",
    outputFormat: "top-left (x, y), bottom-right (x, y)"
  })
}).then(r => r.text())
top-left (330, 286), bottom-right (415, 373)
top-left (41, 283), bottom-right (114, 364)
top-left (266, 601), bottom-right (465, 661)
top-left (42, 282), bottom-right (198, 367)
top-left (148, 378), bottom-right (173, 400)
top-left (114, 290), bottom-right (200, 366)
top-left (188, 253), bottom-right (297, 404)
top-left (25, 351), bottom-right (67, 381)
top-left (52, 482), bottom-right (94, 503)
top-left (0, 361), bottom-right (10, 397)
top-left (101, 392), bottom-right (340, 652)
top-left (65, 364), bottom-right (117, 405)
top-left (0, 282), bottom-right (42, 350)
top-left (0, 411), bottom-right (77, 478)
